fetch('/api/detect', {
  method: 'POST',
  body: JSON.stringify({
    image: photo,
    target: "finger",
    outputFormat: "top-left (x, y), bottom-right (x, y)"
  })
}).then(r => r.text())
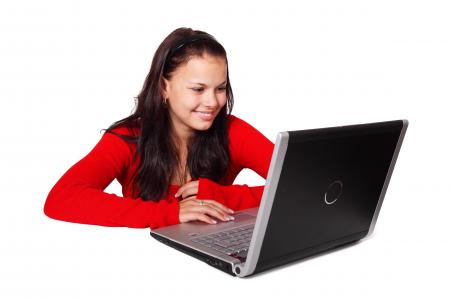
top-left (174, 182), bottom-right (191, 198)
top-left (196, 213), bottom-right (217, 225)
top-left (182, 204), bottom-right (234, 223)
top-left (175, 180), bottom-right (198, 195)
top-left (200, 201), bottom-right (231, 217)
top-left (195, 204), bottom-right (233, 222)
top-left (180, 196), bottom-right (234, 219)
top-left (179, 186), bottom-right (198, 200)
top-left (174, 180), bottom-right (199, 198)
top-left (202, 200), bottom-right (235, 214)
top-left (179, 211), bottom-right (216, 224)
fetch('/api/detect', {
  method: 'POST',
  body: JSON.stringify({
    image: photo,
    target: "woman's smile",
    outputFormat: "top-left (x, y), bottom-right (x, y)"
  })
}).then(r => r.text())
top-left (193, 110), bottom-right (215, 121)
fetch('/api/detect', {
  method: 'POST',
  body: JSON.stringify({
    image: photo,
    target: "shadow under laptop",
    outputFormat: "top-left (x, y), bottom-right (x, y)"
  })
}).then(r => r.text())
top-left (241, 238), bottom-right (364, 279)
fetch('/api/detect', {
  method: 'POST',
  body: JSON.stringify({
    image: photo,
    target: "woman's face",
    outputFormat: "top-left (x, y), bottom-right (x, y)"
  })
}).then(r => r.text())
top-left (163, 54), bottom-right (228, 142)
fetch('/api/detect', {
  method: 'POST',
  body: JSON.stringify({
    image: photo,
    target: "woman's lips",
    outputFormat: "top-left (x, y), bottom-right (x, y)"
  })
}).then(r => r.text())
top-left (194, 111), bottom-right (214, 121)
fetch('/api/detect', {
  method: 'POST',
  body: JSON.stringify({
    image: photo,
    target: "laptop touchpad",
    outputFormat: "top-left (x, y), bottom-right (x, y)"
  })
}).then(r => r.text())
top-left (217, 213), bottom-right (255, 223)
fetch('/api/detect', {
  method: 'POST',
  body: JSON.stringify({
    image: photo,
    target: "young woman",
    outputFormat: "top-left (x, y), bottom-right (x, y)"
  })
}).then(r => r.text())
top-left (44, 27), bottom-right (274, 229)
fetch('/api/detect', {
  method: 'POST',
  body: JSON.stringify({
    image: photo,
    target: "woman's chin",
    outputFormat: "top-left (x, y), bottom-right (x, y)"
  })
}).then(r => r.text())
top-left (194, 122), bottom-right (213, 131)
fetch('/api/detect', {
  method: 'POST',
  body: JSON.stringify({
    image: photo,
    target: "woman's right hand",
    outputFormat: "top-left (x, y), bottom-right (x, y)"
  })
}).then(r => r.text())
top-left (179, 195), bottom-right (235, 225)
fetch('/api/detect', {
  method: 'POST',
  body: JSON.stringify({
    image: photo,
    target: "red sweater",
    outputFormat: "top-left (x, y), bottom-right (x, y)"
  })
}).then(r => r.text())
top-left (44, 114), bottom-right (274, 229)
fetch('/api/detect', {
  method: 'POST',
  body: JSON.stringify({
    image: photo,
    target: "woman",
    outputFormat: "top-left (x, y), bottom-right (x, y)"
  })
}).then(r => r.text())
top-left (44, 27), bottom-right (274, 229)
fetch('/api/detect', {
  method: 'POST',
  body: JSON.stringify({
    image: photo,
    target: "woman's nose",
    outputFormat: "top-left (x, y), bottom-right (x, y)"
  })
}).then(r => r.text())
top-left (203, 91), bottom-right (220, 108)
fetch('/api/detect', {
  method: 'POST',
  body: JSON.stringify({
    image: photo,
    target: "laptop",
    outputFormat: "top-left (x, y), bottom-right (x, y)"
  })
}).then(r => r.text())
top-left (150, 119), bottom-right (408, 277)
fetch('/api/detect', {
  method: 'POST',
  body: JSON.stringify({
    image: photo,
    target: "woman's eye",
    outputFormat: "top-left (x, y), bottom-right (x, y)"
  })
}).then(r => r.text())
top-left (192, 87), bottom-right (226, 92)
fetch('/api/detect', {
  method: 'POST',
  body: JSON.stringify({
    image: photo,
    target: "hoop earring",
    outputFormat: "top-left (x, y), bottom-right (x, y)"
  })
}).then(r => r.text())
top-left (163, 98), bottom-right (168, 106)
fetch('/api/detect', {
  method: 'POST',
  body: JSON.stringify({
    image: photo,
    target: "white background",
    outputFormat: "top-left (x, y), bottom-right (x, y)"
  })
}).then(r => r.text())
top-left (1, 0), bottom-right (449, 299)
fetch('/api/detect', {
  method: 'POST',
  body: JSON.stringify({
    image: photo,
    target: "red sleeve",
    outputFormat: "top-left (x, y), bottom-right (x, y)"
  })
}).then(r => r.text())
top-left (196, 115), bottom-right (274, 211)
top-left (43, 129), bottom-right (180, 229)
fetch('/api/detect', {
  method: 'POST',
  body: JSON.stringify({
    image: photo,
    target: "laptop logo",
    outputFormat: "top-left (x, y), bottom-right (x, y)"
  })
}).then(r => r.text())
top-left (324, 180), bottom-right (343, 205)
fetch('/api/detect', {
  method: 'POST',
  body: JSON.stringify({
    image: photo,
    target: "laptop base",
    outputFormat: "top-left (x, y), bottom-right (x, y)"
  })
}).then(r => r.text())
top-left (151, 232), bottom-right (237, 276)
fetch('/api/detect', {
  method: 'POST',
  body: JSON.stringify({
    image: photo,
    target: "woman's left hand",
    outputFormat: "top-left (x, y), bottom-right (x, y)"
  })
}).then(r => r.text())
top-left (174, 180), bottom-right (199, 200)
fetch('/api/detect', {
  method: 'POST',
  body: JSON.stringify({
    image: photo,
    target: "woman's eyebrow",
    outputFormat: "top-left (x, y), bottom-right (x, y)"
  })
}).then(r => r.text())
top-left (188, 80), bottom-right (227, 86)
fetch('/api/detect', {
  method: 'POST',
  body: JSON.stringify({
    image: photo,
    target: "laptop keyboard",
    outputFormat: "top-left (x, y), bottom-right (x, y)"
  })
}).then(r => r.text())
top-left (190, 224), bottom-right (254, 262)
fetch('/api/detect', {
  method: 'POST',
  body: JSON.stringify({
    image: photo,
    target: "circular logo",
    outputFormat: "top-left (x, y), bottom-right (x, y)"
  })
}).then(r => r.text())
top-left (324, 180), bottom-right (343, 205)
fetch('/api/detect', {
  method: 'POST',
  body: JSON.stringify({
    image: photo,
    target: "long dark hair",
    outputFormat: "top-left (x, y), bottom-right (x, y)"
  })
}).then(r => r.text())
top-left (101, 27), bottom-right (234, 201)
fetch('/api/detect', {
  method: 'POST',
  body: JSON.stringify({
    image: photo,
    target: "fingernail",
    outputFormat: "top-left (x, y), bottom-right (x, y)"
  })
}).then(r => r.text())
top-left (228, 216), bottom-right (235, 221)
top-left (229, 209), bottom-right (234, 214)
top-left (174, 193), bottom-right (179, 197)
top-left (211, 220), bottom-right (217, 224)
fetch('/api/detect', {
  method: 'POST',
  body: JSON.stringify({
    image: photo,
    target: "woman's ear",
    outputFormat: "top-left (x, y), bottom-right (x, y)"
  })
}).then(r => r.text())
top-left (162, 77), bottom-right (170, 99)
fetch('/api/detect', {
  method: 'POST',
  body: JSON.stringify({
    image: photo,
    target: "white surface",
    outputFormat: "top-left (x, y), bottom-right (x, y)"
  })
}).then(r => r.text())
top-left (1, 0), bottom-right (449, 299)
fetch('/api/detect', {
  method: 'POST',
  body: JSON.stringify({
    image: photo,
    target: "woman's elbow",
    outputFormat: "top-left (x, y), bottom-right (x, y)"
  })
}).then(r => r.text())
top-left (43, 188), bottom-right (65, 221)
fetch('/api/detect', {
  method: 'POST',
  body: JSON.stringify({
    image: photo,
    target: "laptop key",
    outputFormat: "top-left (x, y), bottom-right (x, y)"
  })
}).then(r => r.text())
top-left (212, 245), bottom-right (226, 251)
top-left (215, 241), bottom-right (231, 248)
